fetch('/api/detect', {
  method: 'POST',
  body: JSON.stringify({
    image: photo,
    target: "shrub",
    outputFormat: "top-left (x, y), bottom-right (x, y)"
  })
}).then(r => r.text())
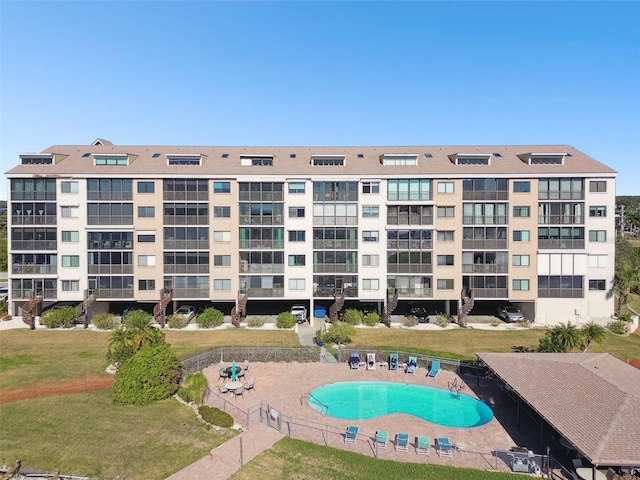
top-left (40, 306), bottom-right (77, 328)
top-left (343, 309), bottom-right (363, 325)
top-left (276, 312), bottom-right (296, 329)
top-left (92, 313), bottom-right (119, 330)
top-left (112, 343), bottom-right (181, 406)
top-left (198, 405), bottom-right (234, 428)
top-left (167, 313), bottom-right (189, 329)
top-left (617, 308), bottom-right (632, 323)
top-left (247, 316), bottom-right (266, 328)
top-left (403, 316), bottom-right (418, 327)
top-left (323, 321), bottom-right (355, 345)
top-left (122, 309), bottom-right (153, 329)
top-left (435, 313), bottom-right (451, 328)
top-left (363, 312), bottom-right (380, 327)
top-left (606, 320), bottom-right (628, 335)
top-left (196, 307), bottom-right (224, 328)
top-left (178, 372), bottom-right (209, 404)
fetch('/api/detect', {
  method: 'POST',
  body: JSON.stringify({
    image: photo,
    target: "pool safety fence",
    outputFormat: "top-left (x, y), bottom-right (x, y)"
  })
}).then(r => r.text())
top-left (182, 346), bottom-right (321, 373)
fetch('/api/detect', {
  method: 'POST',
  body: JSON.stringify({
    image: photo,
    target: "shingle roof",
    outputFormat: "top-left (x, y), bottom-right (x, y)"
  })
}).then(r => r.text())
top-left (5, 144), bottom-right (617, 177)
top-left (476, 353), bottom-right (640, 467)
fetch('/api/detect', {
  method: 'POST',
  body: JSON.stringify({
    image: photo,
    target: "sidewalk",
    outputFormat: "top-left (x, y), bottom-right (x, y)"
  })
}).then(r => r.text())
top-left (166, 423), bottom-right (283, 480)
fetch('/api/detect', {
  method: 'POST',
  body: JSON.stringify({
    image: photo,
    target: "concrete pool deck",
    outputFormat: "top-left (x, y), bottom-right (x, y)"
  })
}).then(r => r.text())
top-left (169, 360), bottom-right (542, 479)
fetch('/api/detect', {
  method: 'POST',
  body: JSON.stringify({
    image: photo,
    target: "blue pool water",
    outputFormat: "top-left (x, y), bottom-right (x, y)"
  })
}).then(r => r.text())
top-left (308, 381), bottom-right (494, 428)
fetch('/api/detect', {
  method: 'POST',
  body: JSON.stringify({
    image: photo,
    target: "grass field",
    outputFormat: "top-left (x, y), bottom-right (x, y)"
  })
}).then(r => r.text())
top-left (627, 292), bottom-right (640, 315)
top-left (229, 436), bottom-right (528, 480)
top-left (0, 390), bottom-right (235, 480)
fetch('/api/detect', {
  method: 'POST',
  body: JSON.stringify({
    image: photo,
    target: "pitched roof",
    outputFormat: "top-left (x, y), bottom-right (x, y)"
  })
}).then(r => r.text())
top-left (5, 144), bottom-right (617, 177)
top-left (476, 353), bottom-right (640, 467)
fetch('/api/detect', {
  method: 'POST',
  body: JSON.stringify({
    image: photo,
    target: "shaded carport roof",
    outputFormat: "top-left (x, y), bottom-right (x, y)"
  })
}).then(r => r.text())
top-left (476, 353), bottom-right (640, 467)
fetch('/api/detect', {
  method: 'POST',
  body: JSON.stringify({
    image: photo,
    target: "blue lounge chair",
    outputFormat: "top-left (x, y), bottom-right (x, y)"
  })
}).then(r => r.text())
top-left (406, 356), bottom-right (417, 375)
top-left (396, 433), bottom-right (409, 453)
top-left (428, 359), bottom-right (441, 379)
top-left (375, 430), bottom-right (389, 449)
top-left (345, 425), bottom-right (359, 445)
top-left (436, 437), bottom-right (453, 457)
top-left (389, 352), bottom-right (399, 372)
top-left (417, 436), bottom-right (430, 456)
top-left (350, 352), bottom-right (361, 370)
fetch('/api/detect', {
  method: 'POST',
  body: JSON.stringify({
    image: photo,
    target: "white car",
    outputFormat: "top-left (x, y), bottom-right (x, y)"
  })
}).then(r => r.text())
top-left (290, 305), bottom-right (307, 323)
top-left (175, 305), bottom-right (196, 322)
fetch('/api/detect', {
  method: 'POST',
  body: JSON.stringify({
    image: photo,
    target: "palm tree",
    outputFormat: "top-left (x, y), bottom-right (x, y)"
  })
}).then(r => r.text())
top-left (537, 333), bottom-right (564, 353)
top-left (549, 322), bottom-right (583, 353)
top-left (581, 322), bottom-right (607, 352)
top-left (610, 239), bottom-right (640, 315)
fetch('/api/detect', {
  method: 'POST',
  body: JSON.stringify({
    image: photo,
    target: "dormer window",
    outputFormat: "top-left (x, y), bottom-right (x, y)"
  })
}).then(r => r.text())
top-left (20, 154), bottom-right (54, 165)
top-left (94, 155), bottom-right (128, 166)
top-left (167, 155), bottom-right (201, 166)
top-left (449, 154), bottom-right (491, 165)
top-left (312, 155), bottom-right (345, 166)
top-left (518, 153), bottom-right (566, 165)
top-left (381, 154), bottom-right (418, 166)
top-left (241, 155), bottom-right (274, 166)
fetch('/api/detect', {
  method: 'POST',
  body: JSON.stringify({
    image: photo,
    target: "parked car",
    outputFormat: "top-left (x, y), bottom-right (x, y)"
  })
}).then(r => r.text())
top-left (405, 304), bottom-right (433, 323)
top-left (497, 304), bottom-right (524, 323)
top-left (175, 305), bottom-right (197, 322)
top-left (290, 305), bottom-right (307, 323)
top-left (0, 287), bottom-right (8, 302)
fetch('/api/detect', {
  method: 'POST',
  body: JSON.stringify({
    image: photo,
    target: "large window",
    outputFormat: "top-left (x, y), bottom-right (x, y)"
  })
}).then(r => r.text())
top-left (463, 203), bottom-right (508, 224)
top-left (538, 275), bottom-right (583, 298)
top-left (387, 205), bottom-right (433, 225)
top-left (462, 178), bottom-right (508, 200)
top-left (538, 202), bottom-right (583, 224)
top-left (313, 181), bottom-right (358, 202)
top-left (87, 179), bottom-right (133, 200)
top-left (539, 178), bottom-right (584, 200)
top-left (87, 203), bottom-right (134, 225)
top-left (387, 179), bottom-right (431, 201)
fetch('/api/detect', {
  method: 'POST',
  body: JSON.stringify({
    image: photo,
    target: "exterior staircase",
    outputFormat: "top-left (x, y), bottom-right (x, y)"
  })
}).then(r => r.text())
top-left (76, 289), bottom-right (96, 328)
top-left (231, 292), bottom-right (248, 327)
top-left (457, 287), bottom-right (474, 327)
top-left (329, 292), bottom-right (346, 323)
top-left (21, 291), bottom-right (43, 330)
top-left (381, 287), bottom-right (399, 327)
top-left (153, 288), bottom-right (173, 327)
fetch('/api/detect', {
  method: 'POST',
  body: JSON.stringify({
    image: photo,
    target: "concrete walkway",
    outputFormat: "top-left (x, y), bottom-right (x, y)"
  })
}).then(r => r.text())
top-left (166, 423), bottom-right (284, 480)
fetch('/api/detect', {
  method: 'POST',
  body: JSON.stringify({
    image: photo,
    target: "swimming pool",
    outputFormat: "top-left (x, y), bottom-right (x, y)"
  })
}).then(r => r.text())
top-left (307, 381), bottom-right (494, 428)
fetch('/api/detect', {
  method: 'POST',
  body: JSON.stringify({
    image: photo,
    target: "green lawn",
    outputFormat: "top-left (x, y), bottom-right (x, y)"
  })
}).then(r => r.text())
top-left (230, 437), bottom-right (527, 480)
top-left (0, 389), bottom-right (235, 480)
top-left (627, 292), bottom-right (640, 316)
top-left (0, 329), bottom-right (300, 389)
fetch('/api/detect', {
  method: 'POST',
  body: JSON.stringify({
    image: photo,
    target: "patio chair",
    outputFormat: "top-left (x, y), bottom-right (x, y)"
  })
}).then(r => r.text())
top-left (436, 437), bottom-right (453, 457)
top-left (395, 433), bottom-right (409, 453)
top-left (367, 353), bottom-right (376, 371)
top-left (233, 385), bottom-right (244, 399)
top-left (375, 430), bottom-right (389, 450)
top-left (345, 425), bottom-right (359, 445)
top-left (218, 368), bottom-right (228, 383)
top-left (218, 385), bottom-right (229, 395)
top-left (417, 436), bottom-right (430, 456)
top-left (242, 359), bottom-right (249, 371)
top-left (406, 356), bottom-right (418, 375)
top-left (350, 352), bottom-right (361, 370)
top-left (244, 376), bottom-right (255, 393)
top-left (428, 360), bottom-right (441, 379)
top-left (389, 352), bottom-right (399, 372)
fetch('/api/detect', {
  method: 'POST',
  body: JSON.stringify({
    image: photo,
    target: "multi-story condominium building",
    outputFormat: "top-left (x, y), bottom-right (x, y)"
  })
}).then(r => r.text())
top-left (5, 139), bottom-right (617, 327)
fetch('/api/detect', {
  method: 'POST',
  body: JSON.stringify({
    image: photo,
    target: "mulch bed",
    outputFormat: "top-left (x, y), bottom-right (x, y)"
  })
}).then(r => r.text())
top-left (0, 375), bottom-right (114, 404)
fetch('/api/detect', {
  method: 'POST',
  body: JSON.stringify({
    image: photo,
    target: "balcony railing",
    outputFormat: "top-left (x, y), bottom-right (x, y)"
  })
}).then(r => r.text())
top-left (239, 264), bottom-right (285, 274)
top-left (12, 264), bottom-right (57, 275)
top-left (538, 289), bottom-right (584, 298)
top-left (314, 286), bottom-right (358, 297)
top-left (239, 240), bottom-right (284, 249)
top-left (11, 288), bottom-right (57, 300)
top-left (163, 191), bottom-right (209, 201)
top-left (11, 192), bottom-right (56, 201)
top-left (387, 264), bottom-right (433, 274)
top-left (11, 241), bottom-right (57, 251)
top-left (163, 240), bottom-right (210, 249)
top-left (394, 286), bottom-right (433, 298)
top-left (163, 265), bottom-right (210, 274)
top-left (163, 216), bottom-right (208, 225)
top-left (239, 215), bottom-right (284, 226)
top-left (386, 240), bottom-right (433, 250)
top-left (312, 240), bottom-right (358, 249)
top-left (538, 239), bottom-right (585, 250)
top-left (245, 288), bottom-right (284, 298)
top-left (462, 239), bottom-right (508, 249)
top-left (387, 215), bottom-right (434, 226)
top-left (239, 192), bottom-right (284, 202)
top-left (170, 288), bottom-right (210, 298)
top-left (93, 288), bottom-right (135, 299)
top-left (462, 216), bottom-right (508, 225)
top-left (462, 264), bottom-right (509, 274)
top-left (313, 264), bottom-right (358, 273)
top-left (88, 216), bottom-right (134, 225)
top-left (538, 191), bottom-right (584, 200)
top-left (462, 191), bottom-right (509, 201)
top-left (470, 288), bottom-right (508, 298)
top-left (312, 192), bottom-right (358, 202)
top-left (89, 241), bottom-right (133, 250)
top-left (88, 265), bottom-right (135, 275)
top-left (11, 215), bottom-right (56, 225)
top-left (538, 216), bottom-right (584, 225)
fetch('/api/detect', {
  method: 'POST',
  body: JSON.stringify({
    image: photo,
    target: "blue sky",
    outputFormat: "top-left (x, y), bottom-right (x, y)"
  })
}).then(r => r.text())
top-left (1, 1), bottom-right (639, 200)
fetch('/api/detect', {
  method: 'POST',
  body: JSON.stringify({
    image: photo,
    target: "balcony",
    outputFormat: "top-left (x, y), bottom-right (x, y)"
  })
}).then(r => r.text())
top-left (163, 216), bottom-right (208, 225)
top-left (239, 240), bottom-right (284, 249)
top-left (88, 265), bottom-right (134, 275)
top-left (11, 214), bottom-right (56, 225)
top-left (471, 288), bottom-right (508, 299)
top-left (89, 240), bottom-right (133, 250)
top-left (538, 191), bottom-right (584, 200)
top-left (312, 240), bottom-right (358, 249)
top-left (313, 264), bottom-right (358, 273)
top-left (163, 239), bottom-right (210, 249)
top-left (163, 191), bottom-right (209, 201)
top-left (314, 286), bottom-right (358, 297)
top-left (239, 192), bottom-right (284, 202)
top-left (12, 288), bottom-right (57, 300)
top-left (163, 265), bottom-right (210, 274)
top-left (538, 239), bottom-right (585, 250)
top-left (11, 241), bottom-right (57, 251)
top-left (11, 192), bottom-right (56, 201)
top-left (538, 289), bottom-right (583, 298)
top-left (462, 239), bottom-right (508, 249)
top-left (240, 263), bottom-right (285, 274)
top-left (88, 216), bottom-right (134, 225)
top-left (463, 216), bottom-right (508, 225)
top-left (386, 240), bottom-right (433, 250)
top-left (462, 264), bottom-right (509, 274)
top-left (93, 288), bottom-right (135, 299)
top-left (239, 215), bottom-right (284, 226)
top-left (12, 264), bottom-right (57, 275)
top-left (245, 287), bottom-right (284, 298)
top-left (387, 264), bottom-right (433, 274)
top-left (394, 286), bottom-right (433, 298)
top-left (171, 288), bottom-right (210, 298)
top-left (462, 191), bottom-right (509, 201)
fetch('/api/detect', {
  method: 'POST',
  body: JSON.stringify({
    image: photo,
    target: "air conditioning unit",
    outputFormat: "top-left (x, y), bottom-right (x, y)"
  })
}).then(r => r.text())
top-left (240, 260), bottom-right (248, 272)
